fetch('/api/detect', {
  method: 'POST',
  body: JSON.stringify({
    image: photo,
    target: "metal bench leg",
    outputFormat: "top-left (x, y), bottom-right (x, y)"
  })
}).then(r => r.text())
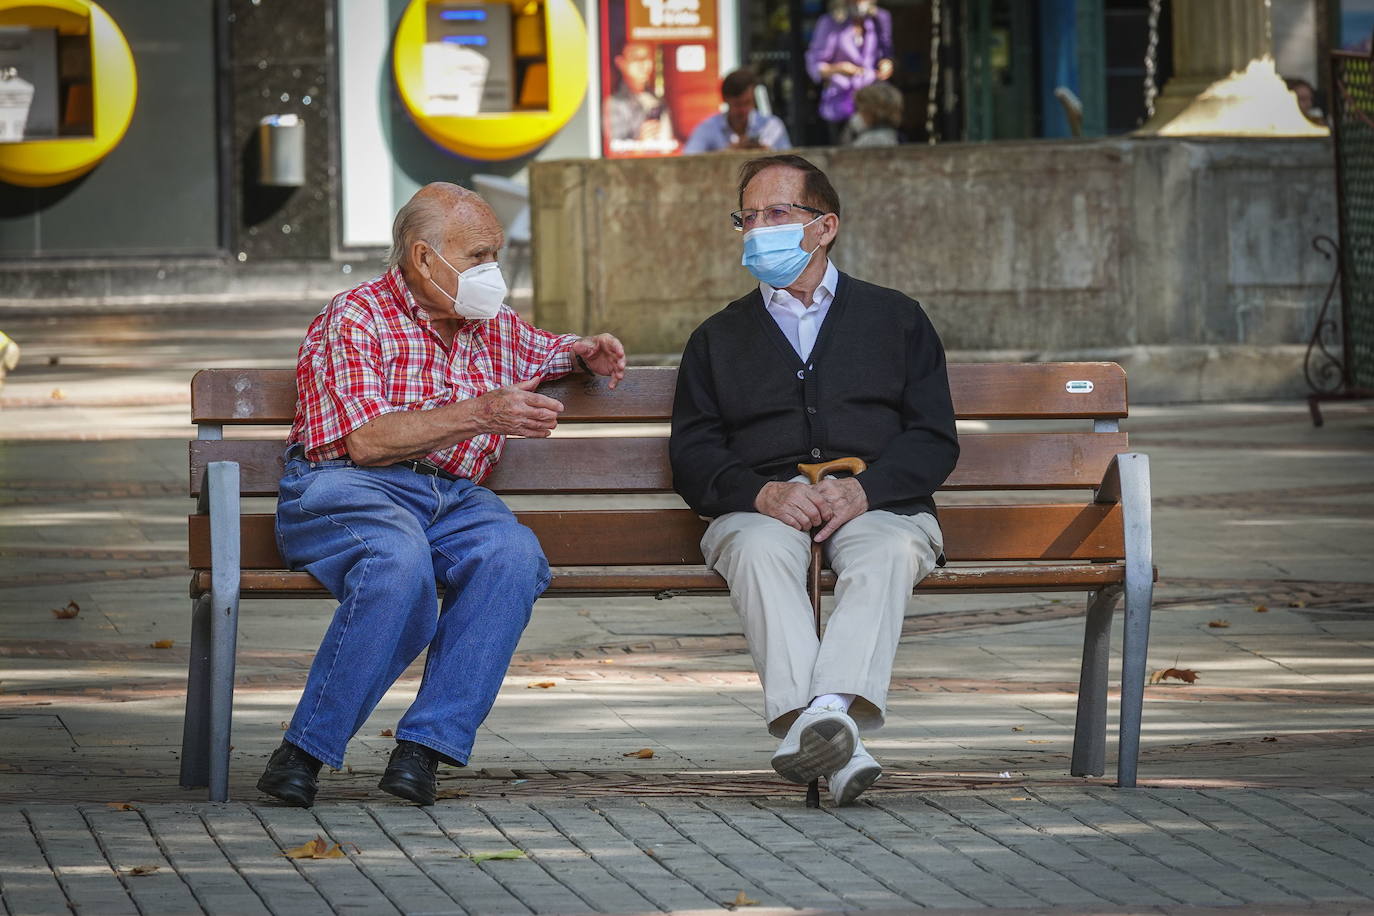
top-left (1070, 585), bottom-right (1121, 778)
top-left (206, 461), bottom-right (242, 803)
top-left (179, 593), bottom-right (213, 788)
top-left (1114, 453), bottom-right (1154, 788)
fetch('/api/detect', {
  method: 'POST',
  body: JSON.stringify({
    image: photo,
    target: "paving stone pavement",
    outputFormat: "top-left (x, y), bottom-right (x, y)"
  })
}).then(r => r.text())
top-left (2, 309), bottom-right (1374, 914)
top-left (3, 790), bottom-right (1374, 915)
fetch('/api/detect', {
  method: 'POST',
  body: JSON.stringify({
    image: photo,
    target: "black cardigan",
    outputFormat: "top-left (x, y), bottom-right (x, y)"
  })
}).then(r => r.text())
top-left (669, 272), bottom-right (960, 519)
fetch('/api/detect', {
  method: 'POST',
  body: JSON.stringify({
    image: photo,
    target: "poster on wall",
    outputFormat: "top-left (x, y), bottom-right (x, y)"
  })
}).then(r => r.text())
top-left (599, 0), bottom-right (720, 157)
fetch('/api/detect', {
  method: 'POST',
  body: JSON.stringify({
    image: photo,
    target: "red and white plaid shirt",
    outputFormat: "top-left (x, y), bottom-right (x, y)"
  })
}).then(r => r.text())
top-left (289, 266), bottom-right (579, 482)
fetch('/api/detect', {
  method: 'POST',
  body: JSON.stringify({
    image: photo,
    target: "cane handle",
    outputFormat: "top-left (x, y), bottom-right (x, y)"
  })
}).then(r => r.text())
top-left (797, 456), bottom-right (867, 485)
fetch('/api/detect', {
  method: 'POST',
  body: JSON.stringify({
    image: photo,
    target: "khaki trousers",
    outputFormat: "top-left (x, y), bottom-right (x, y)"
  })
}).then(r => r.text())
top-left (701, 509), bottom-right (943, 738)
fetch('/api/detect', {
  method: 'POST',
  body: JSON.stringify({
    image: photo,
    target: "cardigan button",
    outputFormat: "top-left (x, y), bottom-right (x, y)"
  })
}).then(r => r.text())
top-left (806, 406), bottom-right (817, 414)
top-left (810, 448), bottom-right (822, 458)
top-left (796, 369), bottom-right (805, 380)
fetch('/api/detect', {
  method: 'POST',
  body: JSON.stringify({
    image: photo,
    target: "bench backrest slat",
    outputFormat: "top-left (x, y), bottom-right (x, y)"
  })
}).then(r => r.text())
top-left (189, 362), bottom-right (1128, 426)
top-left (189, 504), bottom-right (1126, 569)
top-left (189, 431), bottom-right (1131, 497)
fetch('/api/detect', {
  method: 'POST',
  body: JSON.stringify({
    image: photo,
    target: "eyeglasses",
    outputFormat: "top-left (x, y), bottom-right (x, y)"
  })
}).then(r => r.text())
top-left (730, 202), bottom-right (826, 232)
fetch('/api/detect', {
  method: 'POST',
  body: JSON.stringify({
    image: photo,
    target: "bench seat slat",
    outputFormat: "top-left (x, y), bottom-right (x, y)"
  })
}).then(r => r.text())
top-left (188, 504), bottom-right (1126, 570)
top-left (190, 563), bottom-right (1129, 599)
top-left (189, 432), bottom-right (1131, 497)
top-left (190, 362), bottom-right (1128, 426)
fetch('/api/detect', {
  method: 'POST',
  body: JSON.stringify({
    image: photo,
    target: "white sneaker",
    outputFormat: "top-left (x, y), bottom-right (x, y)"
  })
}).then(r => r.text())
top-left (770, 703), bottom-right (858, 784)
top-left (828, 740), bottom-right (882, 805)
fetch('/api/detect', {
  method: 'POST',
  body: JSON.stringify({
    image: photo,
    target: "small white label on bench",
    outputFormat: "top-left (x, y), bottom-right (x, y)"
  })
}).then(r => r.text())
top-left (1066, 380), bottom-right (1094, 393)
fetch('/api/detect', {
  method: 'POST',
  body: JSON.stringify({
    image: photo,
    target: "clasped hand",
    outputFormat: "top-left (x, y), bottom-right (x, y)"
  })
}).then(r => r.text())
top-left (754, 477), bottom-right (868, 542)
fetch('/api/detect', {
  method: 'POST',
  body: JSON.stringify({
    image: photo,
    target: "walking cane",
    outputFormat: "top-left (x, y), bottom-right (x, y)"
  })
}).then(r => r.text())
top-left (795, 456), bottom-right (867, 807)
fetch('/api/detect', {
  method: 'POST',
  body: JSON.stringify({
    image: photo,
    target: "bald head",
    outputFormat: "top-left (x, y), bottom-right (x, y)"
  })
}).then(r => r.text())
top-left (388, 182), bottom-right (499, 270)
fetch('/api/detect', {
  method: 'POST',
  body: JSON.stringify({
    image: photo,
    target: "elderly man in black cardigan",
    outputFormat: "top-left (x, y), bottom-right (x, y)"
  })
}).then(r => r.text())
top-left (670, 154), bottom-right (959, 804)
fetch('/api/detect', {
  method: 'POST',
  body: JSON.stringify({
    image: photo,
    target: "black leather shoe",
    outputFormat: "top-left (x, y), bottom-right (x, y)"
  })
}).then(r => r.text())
top-left (378, 740), bottom-right (440, 806)
top-left (256, 741), bottom-right (323, 807)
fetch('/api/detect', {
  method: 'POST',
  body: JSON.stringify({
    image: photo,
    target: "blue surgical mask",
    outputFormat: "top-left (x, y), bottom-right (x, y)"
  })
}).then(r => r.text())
top-left (741, 215), bottom-right (823, 288)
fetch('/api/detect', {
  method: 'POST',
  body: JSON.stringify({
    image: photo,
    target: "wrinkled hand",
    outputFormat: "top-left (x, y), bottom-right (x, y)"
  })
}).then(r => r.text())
top-left (755, 481), bottom-right (829, 532)
top-left (476, 377), bottom-right (564, 437)
top-left (572, 333), bottom-right (627, 389)
top-left (812, 476), bottom-right (868, 542)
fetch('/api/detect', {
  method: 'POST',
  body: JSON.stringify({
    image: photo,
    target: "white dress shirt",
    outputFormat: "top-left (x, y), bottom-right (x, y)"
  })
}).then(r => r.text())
top-left (761, 259), bottom-right (838, 363)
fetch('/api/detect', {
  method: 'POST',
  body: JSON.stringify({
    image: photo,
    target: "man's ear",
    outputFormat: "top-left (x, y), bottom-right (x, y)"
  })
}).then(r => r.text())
top-left (820, 213), bottom-right (840, 247)
top-left (410, 240), bottom-right (432, 278)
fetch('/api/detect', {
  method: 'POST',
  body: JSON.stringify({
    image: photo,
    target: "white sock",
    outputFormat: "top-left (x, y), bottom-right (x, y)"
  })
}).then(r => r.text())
top-left (808, 693), bottom-right (855, 712)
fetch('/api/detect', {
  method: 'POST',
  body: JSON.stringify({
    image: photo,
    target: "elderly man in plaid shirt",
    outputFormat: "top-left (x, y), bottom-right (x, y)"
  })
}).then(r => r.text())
top-left (256, 183), bottom-right (626, 807)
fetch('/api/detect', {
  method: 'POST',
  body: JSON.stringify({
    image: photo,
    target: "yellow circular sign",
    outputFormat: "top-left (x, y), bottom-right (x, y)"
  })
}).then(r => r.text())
top-left (0, 0), bottom-right (137, 187)
top-left (393, 0), bottom-right (588, 160)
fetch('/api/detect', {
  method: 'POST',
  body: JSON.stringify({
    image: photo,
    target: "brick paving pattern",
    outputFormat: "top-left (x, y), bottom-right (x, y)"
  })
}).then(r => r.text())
top-left (2, 791), bottom-right (1373, 915)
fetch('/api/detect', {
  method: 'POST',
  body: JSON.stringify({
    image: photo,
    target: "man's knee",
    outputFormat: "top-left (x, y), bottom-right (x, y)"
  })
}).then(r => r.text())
top-left (831, 513), bottom-right (939, 575)
top-left (713, 520), bottom-right (809, 576)
top-left (460, 520), bottom-right (548, 580)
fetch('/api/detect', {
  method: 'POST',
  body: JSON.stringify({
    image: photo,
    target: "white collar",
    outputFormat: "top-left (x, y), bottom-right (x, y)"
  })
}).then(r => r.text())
top-left (761, 259), bottom-right (839, 307)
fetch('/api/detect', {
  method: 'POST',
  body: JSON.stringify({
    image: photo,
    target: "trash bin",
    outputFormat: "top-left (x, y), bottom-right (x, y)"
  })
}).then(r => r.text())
top-left (257, 114), bottom-right (305, 187)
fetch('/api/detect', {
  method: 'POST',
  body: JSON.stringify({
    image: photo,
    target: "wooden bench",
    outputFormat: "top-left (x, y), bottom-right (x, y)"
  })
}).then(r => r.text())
top-left (183, 363), bottom-right (1154, 802)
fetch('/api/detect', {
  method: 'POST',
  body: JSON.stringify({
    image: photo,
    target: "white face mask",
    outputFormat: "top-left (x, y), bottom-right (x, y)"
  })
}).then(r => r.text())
top-left (426, 246), bottom-right (507, 319)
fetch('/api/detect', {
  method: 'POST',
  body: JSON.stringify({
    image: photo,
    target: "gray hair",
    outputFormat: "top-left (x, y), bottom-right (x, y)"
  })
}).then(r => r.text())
top-left (387, 194), bottom-right (448, 269)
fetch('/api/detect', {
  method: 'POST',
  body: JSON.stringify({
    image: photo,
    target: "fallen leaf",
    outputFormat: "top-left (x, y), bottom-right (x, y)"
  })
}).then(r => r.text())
top-left (730, 890), bottom-right (759, 907)
top-left (436, 789), bottom-right (468, 800)
top-left (1262, 736), bottom-right (1278, 743)
top-left (282, 836), bottom-right (349, 859)
top-left (1288, 600), bottom-right (1307, 608)
top-left (466, 848), bottom-right (525, 863)
top-left (644, 848), bottom-right (657, 857)
top-left (106, 802), bottom-right (136, 811)
top-left (1208, 620), bottom-right (1230, 628)
top-left (1148, 667), bottom-right (1200, 685)
top-left (50, 388), bottom-right (66, 400)
top-left (280, 721), bottom-right (288, 730)
top-left (1009, 796), bottom-right (1029, 801)
top-left (47, 355), bottom-right (60, 366)
top-left (1011, 726), bottom-right (1024, 732)
top-left (597, 659), bottom-right (615, 665)
top-left (527, 681), bottom-right (556, 689)
top-left (149, 639), bottom-right (175, 649)
top-left (623, 748), bottom-right (655, 759)
top-left (1255, 604), bottom-right (1269, 613)
top-left (125, 865), bottom-right (159, 876)
top-left (379, 728), bottom-right (394, 737)
top-left (1026, 739), bottom-right (1052, 744)
top-left (577, 609), bottom-right (591, 617)
top-left (51, 601), bottom-right (80, 619)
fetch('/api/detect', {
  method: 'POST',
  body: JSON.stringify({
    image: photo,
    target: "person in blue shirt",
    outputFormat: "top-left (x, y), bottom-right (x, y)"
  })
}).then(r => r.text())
top-left (682, 67), bottom-right (791, 154)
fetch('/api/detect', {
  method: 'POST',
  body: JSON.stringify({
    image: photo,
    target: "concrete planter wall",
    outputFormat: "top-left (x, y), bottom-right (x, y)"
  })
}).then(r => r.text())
top-left (531, 137), bottom-right (1336, 403)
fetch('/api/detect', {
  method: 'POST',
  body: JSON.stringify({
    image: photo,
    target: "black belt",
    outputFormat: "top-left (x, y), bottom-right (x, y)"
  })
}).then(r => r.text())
top-left (395, 459), bottom-right (461, 482)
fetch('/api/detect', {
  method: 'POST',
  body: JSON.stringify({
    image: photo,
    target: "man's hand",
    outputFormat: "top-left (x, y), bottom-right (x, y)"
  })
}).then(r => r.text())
top-left (755, 481), bottom-right (829, 531)
top-left (811, 476), bottom-right (868, 542)
top-left (474, 377), bottom-right (564, 438)
top-left (637, 118), bottom-right (667, 142)
top-left (876, 58), bottom-right (894, 80)
top-left (572, 333), bottom-right (627, 389)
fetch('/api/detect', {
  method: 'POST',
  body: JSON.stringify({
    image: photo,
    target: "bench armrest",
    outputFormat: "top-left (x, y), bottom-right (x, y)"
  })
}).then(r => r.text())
top-left (1093, 451), bottom-right (1146, 506)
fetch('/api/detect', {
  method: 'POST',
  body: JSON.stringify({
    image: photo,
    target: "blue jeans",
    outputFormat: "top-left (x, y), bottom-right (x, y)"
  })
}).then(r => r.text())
top-left (274, 448), bottom-right (549, 769)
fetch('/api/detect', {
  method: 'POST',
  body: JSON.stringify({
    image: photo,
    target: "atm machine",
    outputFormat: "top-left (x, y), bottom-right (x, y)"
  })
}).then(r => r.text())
top-left (424, 3), bottom-right (515, 114)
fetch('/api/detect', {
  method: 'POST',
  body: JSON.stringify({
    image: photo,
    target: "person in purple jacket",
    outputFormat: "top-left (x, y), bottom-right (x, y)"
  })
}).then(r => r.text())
top-left (805, 0), bottom-right (895, 139)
